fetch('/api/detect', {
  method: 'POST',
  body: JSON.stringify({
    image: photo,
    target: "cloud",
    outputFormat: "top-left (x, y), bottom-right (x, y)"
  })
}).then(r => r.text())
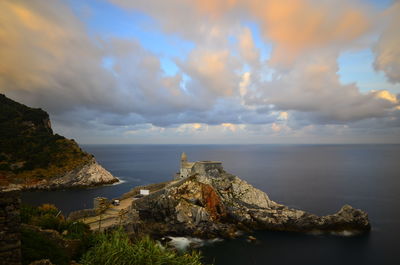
top-left (247, 0), bottom-right (373, 68)
top-left (187, 0), bottom-right (373, 67)
top-left (374, 1), bottom-right (400, 83)
top-left (0, 1), bottom-right (229, 121)
top-left (278, 112), bottom-right (289, 121)
top-left (245, 52), bottom-right (399, 122)
top-left (177, 48), bottom-right (240, 99)
top-left (107, 0), bottom-right (398, 124)
top-left (0, 0), bottom-right (117, 113)
top-left (238, 28), bottom-right (260, 64)
top-left (0, 0), bottom-right (399, 143)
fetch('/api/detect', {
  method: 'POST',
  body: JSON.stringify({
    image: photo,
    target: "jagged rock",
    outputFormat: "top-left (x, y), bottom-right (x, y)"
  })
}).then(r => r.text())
top-left (0, 94), bottom-right (119, 190)
top-left (7, 159), bottom-right (119, 190)
top-left (128, 163), bottom-right (371, 238)
top-left (49, 158), bottom-right (118, 188)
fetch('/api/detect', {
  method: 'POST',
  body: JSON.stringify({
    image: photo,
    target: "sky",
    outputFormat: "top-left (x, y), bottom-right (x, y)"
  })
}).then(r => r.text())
top-left (1, 0), bottom-right (400, 144)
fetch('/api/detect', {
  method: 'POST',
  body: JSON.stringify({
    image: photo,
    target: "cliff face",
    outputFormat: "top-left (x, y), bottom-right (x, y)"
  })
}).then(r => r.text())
top-left (0, 94), bottom-right (118, 189)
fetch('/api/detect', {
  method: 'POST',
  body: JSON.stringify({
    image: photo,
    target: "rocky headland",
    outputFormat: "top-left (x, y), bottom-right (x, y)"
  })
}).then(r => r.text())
top-left (0, 94), bottom-right (119, 190)
top-left (73, 154), bottom-right (370, 239)
top-left (5, 158), bottom-right (118, 190)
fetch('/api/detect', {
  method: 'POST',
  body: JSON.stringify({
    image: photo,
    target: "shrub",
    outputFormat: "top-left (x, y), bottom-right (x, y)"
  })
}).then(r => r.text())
top-left (81, 228), bottom-right (204, 265)
top-left (21, 226), bottom-right (69, 265)
top-left (38, 203), bottom-right (59, 215)
top-left (64, 221), bottom-right (91, 240)
top-left (21, 203), bottom-right (94, 261)
top-left (21, 203), bottom-right (65, 231)
top-left (32, 214), bottom-right (63, 231)
top-left (20, 204), bottom-right (40, 224)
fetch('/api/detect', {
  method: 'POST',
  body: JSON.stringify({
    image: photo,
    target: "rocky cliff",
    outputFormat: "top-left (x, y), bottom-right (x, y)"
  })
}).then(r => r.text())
top-left (0, 94), bottom-right (118, 189)
top-left (127, 169), bottom-right (370, 238)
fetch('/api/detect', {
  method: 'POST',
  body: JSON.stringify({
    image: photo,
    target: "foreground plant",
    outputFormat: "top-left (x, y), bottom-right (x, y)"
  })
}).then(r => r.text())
top-left (81, 228), bottom-right (203, 265)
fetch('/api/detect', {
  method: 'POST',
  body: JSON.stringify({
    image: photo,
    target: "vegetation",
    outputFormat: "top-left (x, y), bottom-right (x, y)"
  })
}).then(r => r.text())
top-left (21, 204), bottom-right (206, 265)
top-left (21, 204), bottom-right (93, 264)
top-left (21, 226), bottom-right (70, 265)
top-left (21, 204), bottom-right (91, 239)
top-left (0, 94), bottom-right (92, 185)
top-left (81, 228), bottom-right (203, 265)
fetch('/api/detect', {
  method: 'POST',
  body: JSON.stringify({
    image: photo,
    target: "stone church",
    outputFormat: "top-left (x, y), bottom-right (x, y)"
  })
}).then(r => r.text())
top-left (176, 152), bottom-right (223, 179)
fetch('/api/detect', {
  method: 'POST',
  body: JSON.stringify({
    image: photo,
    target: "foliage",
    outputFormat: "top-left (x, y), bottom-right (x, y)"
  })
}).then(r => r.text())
top-left (81, 228), bottom-right (204, 265)
top-left (21, 226), bottom-right (69, 265)
top-left (21, 203), bottom-right (91, 239)
top-left (0, 94), bottom-right (92, 183)
top-left (20, 204), bottom-right (41, 224)
top-left (20, 203), bottom-right (205, 265)
top-left (21, 204), bottom-right (94, 263)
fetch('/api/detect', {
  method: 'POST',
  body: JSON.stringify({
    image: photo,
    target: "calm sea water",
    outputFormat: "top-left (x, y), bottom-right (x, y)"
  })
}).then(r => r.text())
top-left (22, 144), bottom-right (400, 265)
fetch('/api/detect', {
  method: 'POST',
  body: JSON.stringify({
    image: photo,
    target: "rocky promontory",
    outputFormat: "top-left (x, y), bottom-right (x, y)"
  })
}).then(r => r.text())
top-left (131, 172), bottom-right (370, 238)
top-left (5, 158), bottom-right (118, 190)
top-left (0, 94), bottom-right (119, 190)
top-left (75, 155), bottom-right (370, 239)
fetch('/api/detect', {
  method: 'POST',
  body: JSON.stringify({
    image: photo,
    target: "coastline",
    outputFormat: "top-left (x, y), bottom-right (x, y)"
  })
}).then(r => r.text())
top-left (1, 159), bottom-right (119, 191)
top-left (66, 155), bottom-right (371, 240)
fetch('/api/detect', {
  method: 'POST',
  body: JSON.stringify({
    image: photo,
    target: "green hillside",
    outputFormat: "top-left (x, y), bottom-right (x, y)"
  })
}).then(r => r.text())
top-left (0, 94), bottom-right (92, 186)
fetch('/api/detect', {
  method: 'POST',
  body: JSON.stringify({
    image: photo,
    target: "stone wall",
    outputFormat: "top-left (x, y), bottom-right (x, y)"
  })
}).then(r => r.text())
top-left (0, 189), bottom-right (21, 265)
top-left (193, 162), bottom-right (223, 178)
top-left (67, 208), bottom-right (97, 222)
top-left (179, 167), bottom-right (192, 179)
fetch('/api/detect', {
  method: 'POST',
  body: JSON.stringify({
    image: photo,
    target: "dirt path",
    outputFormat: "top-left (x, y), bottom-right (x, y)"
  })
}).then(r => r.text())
top-left (80, 179), bottom-right (178, 231)
top-left (82, 197), bottom-right (135, 231)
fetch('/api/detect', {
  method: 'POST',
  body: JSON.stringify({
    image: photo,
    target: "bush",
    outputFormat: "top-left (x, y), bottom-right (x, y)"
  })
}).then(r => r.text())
top-left (21, 203), bottom-right (65, 231)
top-left (21, 203), bottom-right (94, 261)
top-left (32, 214), bottom-right (63, 231)
top-left (38, 203), bottom-right (60, 215)
top-left (21, 226), bottom-right (69, 265)
top-left (81, 228), bottom-right (204, 265)
top-left (21, 204), bottom-right (40, 224)
top-left (64, 221), bottom-right (91, 240)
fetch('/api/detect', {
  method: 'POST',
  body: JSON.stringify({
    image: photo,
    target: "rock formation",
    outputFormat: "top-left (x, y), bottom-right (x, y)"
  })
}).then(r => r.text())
top-left (0, 94), bottom-right (119, 190)
top-left (7, 158), bottom-right (118, 190)
top-left (125, 157), bottom-right (371, 238)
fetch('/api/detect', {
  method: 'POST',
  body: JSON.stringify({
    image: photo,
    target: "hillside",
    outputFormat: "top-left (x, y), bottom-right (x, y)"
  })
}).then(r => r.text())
top-left (0, 94), bottom-right (118, 188)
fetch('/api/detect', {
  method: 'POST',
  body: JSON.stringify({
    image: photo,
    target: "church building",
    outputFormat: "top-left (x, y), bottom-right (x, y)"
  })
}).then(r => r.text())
top-left (177, 152), bottom-right (223, 179)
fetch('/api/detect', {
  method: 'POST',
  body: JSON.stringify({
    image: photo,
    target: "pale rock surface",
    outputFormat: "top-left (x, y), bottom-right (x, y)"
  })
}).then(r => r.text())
top-left (54, 158), bottom-right (118, 187)
top-left (12, 158), bottom-right (119, 190)
top-left (129, 164), bottom-right (370, 238)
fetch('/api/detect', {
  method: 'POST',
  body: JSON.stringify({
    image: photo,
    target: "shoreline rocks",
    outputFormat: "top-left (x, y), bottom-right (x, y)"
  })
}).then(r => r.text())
top-left (5, 159), bottom-right (119, 191)
top-left (67, 155), bottom-right (370, 239)
top-left (0, 94), bottom-right (119, 191)
top-left (124, 171), bottom-right (370, 239)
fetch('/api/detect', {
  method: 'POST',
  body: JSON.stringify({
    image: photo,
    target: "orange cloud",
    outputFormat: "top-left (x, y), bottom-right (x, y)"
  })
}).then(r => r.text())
top-left (192, 0), bottom-right (372, 67)
top-left (0, 1), bottom-right (89, 91)
top-left (238, 28), bottom-right (259, 63)
top-left (194, 0), bottom-right (238, 18)
top-left (374, 2), bottom-right (400, 83)
top-left (0, 0), bottom-right (119, 113)
top-left (178, 49), bottom-right (239, 97)
top-left (373, 90), bottom-right (398, 104)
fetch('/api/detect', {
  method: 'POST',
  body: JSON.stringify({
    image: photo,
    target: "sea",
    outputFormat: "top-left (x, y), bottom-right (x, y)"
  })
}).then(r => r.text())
top-left (22, 144), bottom-right (400, 265)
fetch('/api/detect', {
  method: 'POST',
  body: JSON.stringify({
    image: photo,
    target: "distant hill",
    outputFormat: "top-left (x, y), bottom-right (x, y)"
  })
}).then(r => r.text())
top-left (0, 94), bottom-right (118, 189)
